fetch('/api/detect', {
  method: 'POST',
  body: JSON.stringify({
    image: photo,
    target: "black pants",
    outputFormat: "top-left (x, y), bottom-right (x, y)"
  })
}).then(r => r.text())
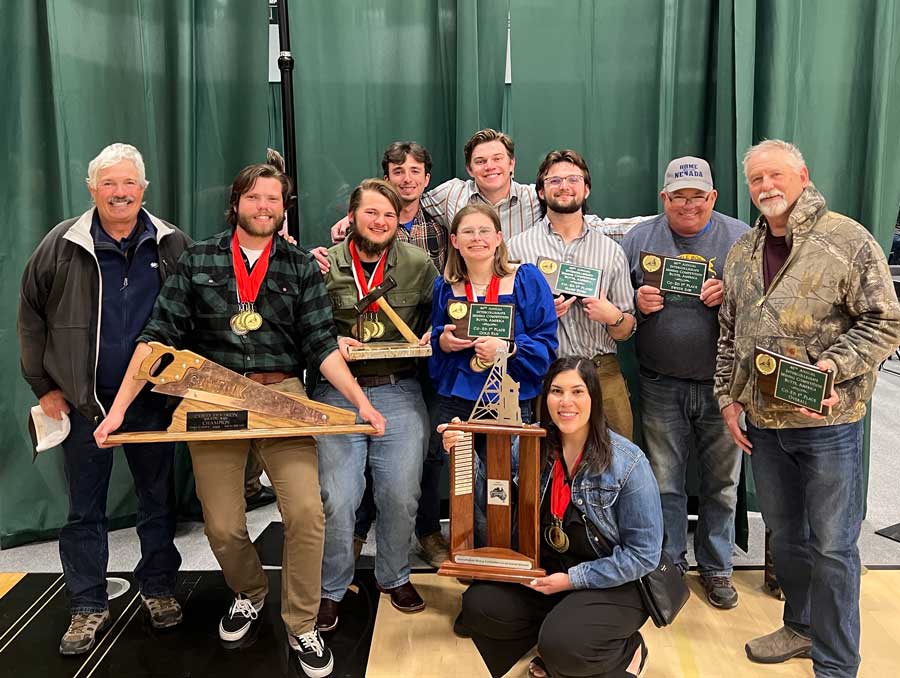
top-left (463, 581), bottom-right (647, 678)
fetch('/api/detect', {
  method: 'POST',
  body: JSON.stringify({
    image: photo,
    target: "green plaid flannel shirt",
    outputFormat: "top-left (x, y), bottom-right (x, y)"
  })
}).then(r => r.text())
top-left (139, 229), bottom-right (338, 374)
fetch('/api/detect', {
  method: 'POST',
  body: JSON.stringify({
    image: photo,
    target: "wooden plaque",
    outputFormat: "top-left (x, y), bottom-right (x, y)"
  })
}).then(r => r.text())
top-left (438, 421), bottom-right (546, 583)
top-left (450, 301), bottom-right (515, 341)
top-left (537, 257), bottom-right (601, 298)
top-left (754, 347), bottom-right (834, 414)
top-left (639, 250), bottom-right (707, 296)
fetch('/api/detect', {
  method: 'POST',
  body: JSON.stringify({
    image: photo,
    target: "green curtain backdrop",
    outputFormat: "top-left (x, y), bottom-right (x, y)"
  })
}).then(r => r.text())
top-left (2, 0), bottom-right (898, 546)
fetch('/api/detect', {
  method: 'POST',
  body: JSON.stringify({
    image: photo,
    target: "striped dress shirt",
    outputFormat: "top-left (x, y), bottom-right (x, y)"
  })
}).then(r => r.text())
top-left (507, 217), bottom-right (635, 357)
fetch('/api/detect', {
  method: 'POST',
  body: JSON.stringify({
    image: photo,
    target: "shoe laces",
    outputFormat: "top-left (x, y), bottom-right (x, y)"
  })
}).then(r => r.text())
top-left (144, 596), bottom-right (178, 614)
top-left (229, 597), bottom-right (259, 621)
top-left (295, 629), bottom-right (324, 657)
top-left (67, 612), bottom-right (104, 635)
top-left (704, 576), bottom-right (733, 589)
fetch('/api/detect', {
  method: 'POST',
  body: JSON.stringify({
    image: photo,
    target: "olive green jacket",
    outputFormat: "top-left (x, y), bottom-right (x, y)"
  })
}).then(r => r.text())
top-left (714, 185), bottom-right (900, 428)
top-left (325, 239), bottom-right (437, 377)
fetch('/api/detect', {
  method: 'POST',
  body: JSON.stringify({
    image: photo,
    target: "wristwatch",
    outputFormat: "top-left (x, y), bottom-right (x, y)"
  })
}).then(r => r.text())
top-left (608, 313), bottom-right (626, 328)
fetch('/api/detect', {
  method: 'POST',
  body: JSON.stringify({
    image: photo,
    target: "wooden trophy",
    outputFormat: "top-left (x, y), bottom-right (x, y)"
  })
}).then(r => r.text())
top-left (438, 346), bottom-right (547, 583)
top-left (106, 342), bottom-right (374, 444)
top-left (345, 276), bottom-right (432, 361)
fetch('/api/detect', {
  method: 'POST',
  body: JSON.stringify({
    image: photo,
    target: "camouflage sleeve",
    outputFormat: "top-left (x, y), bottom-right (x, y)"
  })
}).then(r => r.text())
top-left (819, 237), bottom-right (900, 381)
top-left (714, 248), bottom-right (739, 410)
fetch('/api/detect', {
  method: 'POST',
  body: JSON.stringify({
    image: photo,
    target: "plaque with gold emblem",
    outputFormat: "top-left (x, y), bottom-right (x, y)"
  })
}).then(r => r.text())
top-left (754, 347), bottom-right (834, 414)
top-left (640, 250), bottom-right (707, 297)
top-left (537, 256), bottom-right (602, 298)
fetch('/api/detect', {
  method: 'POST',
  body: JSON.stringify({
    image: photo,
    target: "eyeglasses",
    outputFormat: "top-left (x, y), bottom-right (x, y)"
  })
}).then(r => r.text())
top-left (543, 175), bottom-right (585, 188)
top-left (667, 193), bottom-right (710, 207)
top-left (456, 227), bottom-right (497, 239)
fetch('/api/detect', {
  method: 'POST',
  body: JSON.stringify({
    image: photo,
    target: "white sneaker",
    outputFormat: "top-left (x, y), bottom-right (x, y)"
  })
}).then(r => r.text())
top-left (288, 628), bottom-right (334, 677)
top-left (218, 594), bottom-right (264, 642)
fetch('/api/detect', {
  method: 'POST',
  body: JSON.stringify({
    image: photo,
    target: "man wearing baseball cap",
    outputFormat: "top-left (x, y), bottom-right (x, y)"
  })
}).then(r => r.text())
top-left (620, 156), bottom-right (749, 608)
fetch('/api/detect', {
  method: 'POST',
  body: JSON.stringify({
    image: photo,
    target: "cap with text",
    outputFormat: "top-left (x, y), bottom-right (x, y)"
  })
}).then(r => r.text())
top-left (662, 156), bottom-right (714, 193)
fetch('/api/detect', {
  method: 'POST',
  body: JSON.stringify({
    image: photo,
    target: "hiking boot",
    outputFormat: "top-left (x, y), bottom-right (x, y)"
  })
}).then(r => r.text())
top-left (218, 594), bottom-right (264, 642)
top-left (417, 532), bottom-right (450, 569)
top-left (289, 628), bottom-right (334, 678)
top-left (700, 575), bottom-right (738, 609)
top-left (745, 626), bottom-right (812, 664)
top-left (59, 610), bottom-right (111, 655)
top-left (142, 595), bottom-right (183, 629)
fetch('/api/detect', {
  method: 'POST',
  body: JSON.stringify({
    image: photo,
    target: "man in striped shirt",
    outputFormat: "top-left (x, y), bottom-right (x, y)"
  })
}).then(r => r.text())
top-left (508, 149), bottom-right (636, 438)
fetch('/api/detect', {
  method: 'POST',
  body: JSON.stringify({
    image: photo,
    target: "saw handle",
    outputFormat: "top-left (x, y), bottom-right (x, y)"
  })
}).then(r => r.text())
top-left (137, 342), bottom-right (205, 385)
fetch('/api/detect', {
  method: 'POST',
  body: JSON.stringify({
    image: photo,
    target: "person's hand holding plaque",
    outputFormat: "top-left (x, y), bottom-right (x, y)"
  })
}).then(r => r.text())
top-left (337, 335), bottom-right (364, 361)
top-left (439, 324), bottom-right (475, 353)
top-left (581, 289), bottom-right (620, 324)
top-left (472, 336), bottom-right (508, 364)
top-left (699, 278), bottom-right (724, 308)
top-left (796, 359), bottom-right (839, 420)
top-left (553, 294), bottom-right (577, 318)
top-left (636, 285), bottom-right (664, 315)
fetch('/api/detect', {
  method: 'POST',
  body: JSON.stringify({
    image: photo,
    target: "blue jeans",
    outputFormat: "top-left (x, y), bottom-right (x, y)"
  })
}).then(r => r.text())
top-left (314, 379), bottom-right (428, 599)
top-left (60, 392), bottom-right (181, 613)
top-left (747, 420), bottom-right (863, 678)
top-left (435, 396), bottom-right (533, 547)
top-left (639, 370), bottom-right (740, 576)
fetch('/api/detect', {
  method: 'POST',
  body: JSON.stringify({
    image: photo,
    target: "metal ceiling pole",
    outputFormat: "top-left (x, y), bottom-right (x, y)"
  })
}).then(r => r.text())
top-left (275, 0), bottom-right (300, 242)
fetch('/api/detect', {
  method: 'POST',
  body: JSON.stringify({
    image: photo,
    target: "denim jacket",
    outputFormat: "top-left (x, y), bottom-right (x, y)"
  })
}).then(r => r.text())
top-left (539, 431), bottom-right (663, 590)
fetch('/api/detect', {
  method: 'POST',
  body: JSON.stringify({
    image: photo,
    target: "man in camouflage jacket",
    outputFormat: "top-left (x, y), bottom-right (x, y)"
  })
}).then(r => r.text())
top-left (715, 139), bottom-right (900, 677)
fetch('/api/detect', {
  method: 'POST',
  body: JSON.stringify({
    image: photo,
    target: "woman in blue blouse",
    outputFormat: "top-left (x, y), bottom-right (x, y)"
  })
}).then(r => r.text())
top-left (429, 203), bottom-right (557, 544)
top-left (441, 356), bottom-right (663, 678)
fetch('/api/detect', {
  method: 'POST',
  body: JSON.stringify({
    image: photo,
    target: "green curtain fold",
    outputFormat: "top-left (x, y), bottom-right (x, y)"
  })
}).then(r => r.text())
top-left (2, 0), bottom-right (899, 546)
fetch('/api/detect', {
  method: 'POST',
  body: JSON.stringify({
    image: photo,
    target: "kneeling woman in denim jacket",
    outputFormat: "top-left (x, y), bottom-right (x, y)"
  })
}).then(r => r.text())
top-left (441, 356), bottom-right (663, 678)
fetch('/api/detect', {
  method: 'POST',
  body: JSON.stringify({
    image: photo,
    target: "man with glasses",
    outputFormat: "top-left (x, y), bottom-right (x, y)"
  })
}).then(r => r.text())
top-left (507, 149), bottom-right (636, 438)
top-left (620, 156), bottom-right (748, 608)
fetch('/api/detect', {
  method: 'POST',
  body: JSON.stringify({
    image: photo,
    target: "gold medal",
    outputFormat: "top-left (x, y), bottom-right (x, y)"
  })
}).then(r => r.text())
top-left (230, 313), bottom-right (248, 336)
top-left (544, 519), bottom-right (570, 553)
top-left (373, 320), bottom-right (385, 339)
top-left (470, 355), bottom-right (492, 372)
top-left (361, 321), bottom-right (377, 342)
top-left (243, 309), bottom-right (263, 331)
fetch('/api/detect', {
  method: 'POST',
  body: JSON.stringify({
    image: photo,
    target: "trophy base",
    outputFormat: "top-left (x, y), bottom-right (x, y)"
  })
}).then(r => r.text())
top-left (346, 343), bottom-right (432, 361)
top-left (438, 547), bottom-right (546, 583)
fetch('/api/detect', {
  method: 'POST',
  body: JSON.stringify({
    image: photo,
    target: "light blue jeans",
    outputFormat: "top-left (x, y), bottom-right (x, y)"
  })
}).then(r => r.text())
top-left (639, 369), bottom-right (740, 576)
top-left (748, 420), bottom-right (863, 678)
top-left (313, 378), bottom-right (428, 600)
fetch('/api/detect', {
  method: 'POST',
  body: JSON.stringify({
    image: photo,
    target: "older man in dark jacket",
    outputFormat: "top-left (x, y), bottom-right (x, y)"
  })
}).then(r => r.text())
top-left (18, 143), bottom-right (191, 655)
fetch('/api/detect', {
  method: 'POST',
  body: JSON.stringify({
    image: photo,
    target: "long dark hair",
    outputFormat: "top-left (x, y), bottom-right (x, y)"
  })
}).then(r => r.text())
top-left (539, 356), bottom-right (612, 475)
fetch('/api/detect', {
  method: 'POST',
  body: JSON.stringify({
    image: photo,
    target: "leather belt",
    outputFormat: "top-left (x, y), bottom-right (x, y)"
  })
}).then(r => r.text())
top-left (356, 370), bottom-right (416, 388)
top-left (244, 371), bottom-right (296, 385)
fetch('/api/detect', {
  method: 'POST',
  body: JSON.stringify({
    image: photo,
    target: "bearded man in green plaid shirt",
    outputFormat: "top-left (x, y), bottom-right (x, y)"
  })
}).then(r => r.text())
top-left (94, 161), bottom-right (383, 678)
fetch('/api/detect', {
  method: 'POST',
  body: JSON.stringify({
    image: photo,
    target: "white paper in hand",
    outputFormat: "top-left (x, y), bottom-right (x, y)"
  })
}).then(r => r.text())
top-left (29, 405), bottom-right (71, 454)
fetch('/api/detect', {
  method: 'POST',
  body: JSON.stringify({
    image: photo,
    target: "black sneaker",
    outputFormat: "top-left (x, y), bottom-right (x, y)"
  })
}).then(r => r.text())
top-left (218, 594), bottom-right (263, 642)
top-left (289, 628), bottom-right (334, 678)
top-left (700, 575), bottom-right (739, 609)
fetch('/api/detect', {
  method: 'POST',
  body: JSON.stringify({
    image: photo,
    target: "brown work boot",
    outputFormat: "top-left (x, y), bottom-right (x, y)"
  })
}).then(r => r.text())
top-left (59, 610), bottom-right (111, 655)
top-left (317, 598), bottom-right (339, 633)
top-left (376, 581), bottom-right (425, 613)
top-left (417, 532), bottom-right (450, 568)
top-left (746, 626), bottom-right (812, 664)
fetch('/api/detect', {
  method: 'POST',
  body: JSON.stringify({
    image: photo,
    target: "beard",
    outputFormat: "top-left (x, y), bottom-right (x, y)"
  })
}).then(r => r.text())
top-left (545, 195), bottom-right (584, 214)
top-left (351, 229), bottom-right (397, 257)
top-left (756, 190), bottom-right (789, 218)
top-left (237, 210), bottom-right (285, 237)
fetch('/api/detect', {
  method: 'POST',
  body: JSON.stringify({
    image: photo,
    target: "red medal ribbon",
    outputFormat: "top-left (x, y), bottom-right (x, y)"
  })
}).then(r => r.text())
top-left (231, 231), bottom-right (272, 303)
top-left (348, 240), bottom-right (389, 313)
top-left (464, 275), bottom-right (501, 304)
top-left (550, 450), bottom-right (584, 522)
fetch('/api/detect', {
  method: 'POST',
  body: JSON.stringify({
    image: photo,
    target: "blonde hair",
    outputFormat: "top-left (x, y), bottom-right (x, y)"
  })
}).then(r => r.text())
top-left (444, 204), bottom-right (514, 283)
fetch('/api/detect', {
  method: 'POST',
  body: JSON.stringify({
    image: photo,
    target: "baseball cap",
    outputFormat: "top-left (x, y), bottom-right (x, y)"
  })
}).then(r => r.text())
top-left (662, 156), bottom-right (714, 192)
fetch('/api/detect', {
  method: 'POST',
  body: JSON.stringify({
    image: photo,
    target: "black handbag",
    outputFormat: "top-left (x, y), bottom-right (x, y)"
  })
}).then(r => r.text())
top-left (583, 516), bottom-right (690, 627)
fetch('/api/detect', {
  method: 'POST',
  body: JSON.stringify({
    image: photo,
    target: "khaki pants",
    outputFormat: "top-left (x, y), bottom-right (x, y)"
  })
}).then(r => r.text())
top-left (188, 378), bottom-right (323, 635)
top-left (593, 353), bottom-right (633, 441)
